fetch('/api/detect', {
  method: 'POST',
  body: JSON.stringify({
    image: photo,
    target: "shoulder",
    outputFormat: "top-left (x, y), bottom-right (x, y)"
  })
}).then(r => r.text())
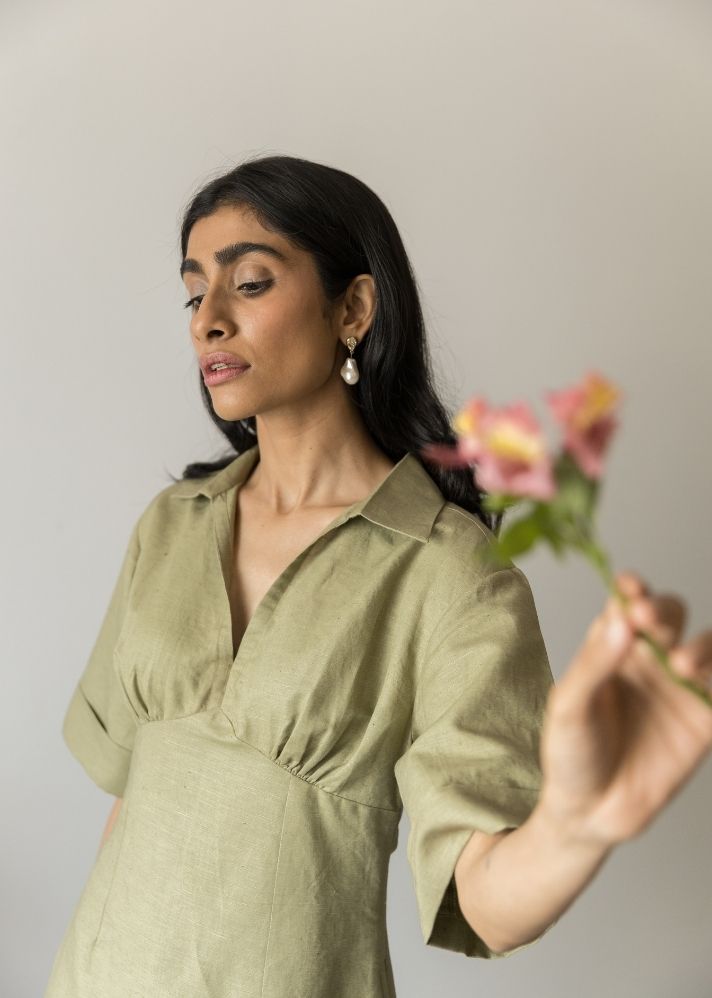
top-left (410, 498), bottom-right (536, 631)
top-left (426, 500), bottom-right (506, 580)
top-left (132, 474), bottom-right (216, 546)
top-left (435, 500), bottom-right (494, 547)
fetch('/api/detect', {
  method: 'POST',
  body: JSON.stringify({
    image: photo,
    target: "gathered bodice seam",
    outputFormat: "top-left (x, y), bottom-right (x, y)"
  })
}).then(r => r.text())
top-left (217, 707), bottom-right (401, 814)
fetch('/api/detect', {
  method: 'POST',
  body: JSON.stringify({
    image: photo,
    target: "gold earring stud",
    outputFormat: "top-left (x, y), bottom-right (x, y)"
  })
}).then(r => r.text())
top-left (340, 336), bottom-right (359, 385)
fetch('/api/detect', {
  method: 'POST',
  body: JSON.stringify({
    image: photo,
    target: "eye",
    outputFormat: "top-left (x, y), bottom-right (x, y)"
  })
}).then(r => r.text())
top-left (183, 279), bottom-right (273, 312)
top-left (238, 279), bottom-right (273, 296)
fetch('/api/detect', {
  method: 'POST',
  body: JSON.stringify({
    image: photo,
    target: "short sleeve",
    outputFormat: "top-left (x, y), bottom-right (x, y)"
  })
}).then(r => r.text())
top-left (394, 563), bottom-right (556, 959)
top-left (61, 516), bottom-right (141, 797)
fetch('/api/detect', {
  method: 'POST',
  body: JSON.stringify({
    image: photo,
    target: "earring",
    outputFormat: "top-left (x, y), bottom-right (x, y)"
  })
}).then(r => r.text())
top-left (340, 336), bottom-right (360, 384)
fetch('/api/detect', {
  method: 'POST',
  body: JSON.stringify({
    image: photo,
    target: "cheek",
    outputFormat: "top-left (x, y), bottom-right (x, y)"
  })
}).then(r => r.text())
top-left (250, 297), bottom-right (334, 382)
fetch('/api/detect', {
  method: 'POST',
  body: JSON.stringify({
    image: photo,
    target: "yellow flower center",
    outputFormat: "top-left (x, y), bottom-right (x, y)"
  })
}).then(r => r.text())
top-left (486, 421), bottom-right (545, 463)
top-left (573, 378), bottom-right (620, 430)
top-left (453, 409), bottom-right (480, 436)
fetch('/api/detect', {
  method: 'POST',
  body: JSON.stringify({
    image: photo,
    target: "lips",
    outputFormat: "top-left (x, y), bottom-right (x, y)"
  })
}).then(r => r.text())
top-left (200, 351), bottom-right (250, 373)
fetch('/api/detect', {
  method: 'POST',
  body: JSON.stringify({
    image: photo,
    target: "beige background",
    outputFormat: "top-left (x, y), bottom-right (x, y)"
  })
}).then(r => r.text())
top-left (2, 0), bottom-right (711, 994)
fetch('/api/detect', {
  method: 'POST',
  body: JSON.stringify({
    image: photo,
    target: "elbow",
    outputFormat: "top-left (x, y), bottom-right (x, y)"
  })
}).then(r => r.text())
top-left (462, 911), bottom-right (533, 955)
top-left (458, 883), bottom-right (542, 955)
top-left (462, 899), bottom-right (560, 956)
top-left (462, 910), bottom-right (511, 955)
top-left (457, 887), bottom-right (508, 954)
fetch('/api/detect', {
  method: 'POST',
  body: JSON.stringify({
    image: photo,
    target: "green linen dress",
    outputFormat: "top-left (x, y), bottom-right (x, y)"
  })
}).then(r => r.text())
top-left (46, 444), bottom-right (556, 997)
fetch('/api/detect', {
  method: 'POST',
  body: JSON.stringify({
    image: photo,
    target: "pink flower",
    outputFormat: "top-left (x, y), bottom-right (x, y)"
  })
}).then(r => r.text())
top-left (422, 397), bottom-right (557, 501)
top-left (546, 370), bottom-right (621, 479)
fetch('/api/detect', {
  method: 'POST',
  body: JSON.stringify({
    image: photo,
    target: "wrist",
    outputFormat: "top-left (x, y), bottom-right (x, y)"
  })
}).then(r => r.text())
top-left (531, 793), bottom-right (617, 862)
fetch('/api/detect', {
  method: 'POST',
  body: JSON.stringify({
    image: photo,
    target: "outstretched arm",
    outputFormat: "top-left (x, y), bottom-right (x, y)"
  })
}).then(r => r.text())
top-left (455, 571), bottom-right (712, 955)
top-left (454, 799), bottom-right (610, 954)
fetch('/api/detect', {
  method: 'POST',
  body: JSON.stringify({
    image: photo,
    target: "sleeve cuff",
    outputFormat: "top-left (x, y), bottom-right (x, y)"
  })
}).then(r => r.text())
top-left (416, 783), bottom-right (544, 959)
top-left (62, 684), bottom-right (132, 797)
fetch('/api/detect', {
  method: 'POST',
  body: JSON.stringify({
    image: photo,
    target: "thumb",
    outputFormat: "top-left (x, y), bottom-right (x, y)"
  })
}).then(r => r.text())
top-left (557, 600), bottom-right (634, 709)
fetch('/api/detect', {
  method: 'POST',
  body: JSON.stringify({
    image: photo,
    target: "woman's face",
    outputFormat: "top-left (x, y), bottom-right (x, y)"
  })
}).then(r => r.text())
top-left (181, 203), bottom-right (372, 424)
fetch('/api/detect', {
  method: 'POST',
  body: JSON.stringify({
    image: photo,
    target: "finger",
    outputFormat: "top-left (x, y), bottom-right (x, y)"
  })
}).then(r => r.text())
top-left (553, 601), bottom-right (634, 714)
top-left (613, 570), bottom-right (650, 601)
top-left (667, 634), bottom-right (712, 739)
top-left (669, 630), bottom-right (712, 685)
top-left (625, 592), bottom-right (687, 650)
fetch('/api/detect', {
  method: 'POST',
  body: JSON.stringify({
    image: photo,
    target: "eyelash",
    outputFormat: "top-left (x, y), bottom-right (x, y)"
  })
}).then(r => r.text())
top-left (183, 280), bottom-right (273, 312)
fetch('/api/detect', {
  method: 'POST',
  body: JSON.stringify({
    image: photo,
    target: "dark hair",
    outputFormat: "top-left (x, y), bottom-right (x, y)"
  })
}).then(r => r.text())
top-left (175, 153), bottom-right (502, 535)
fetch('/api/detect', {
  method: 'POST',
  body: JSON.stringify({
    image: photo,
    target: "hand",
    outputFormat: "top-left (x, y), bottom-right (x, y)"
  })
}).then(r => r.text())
top-left (538, 571), bottom-right (712, 848)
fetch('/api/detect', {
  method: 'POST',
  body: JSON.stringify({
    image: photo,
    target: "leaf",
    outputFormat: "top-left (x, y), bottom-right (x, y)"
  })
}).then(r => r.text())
top-left (482, 492), bottom-right (527, 514)
top-left (494, 513), bottom-right (542, 559)
top-left (520, 503), bottom-right (564, 552)
top-left (551, 452), bottom-right (599, 520)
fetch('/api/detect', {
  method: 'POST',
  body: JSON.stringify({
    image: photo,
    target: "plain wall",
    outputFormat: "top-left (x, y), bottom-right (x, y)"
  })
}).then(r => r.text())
top-left (2, 0), bottom-right (711, 995)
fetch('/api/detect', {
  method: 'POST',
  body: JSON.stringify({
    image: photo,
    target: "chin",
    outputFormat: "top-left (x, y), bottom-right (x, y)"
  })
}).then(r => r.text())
top-left (207, 387), bottom-right (255, 423)
top-left (213, 405), bottom-right (253, 423)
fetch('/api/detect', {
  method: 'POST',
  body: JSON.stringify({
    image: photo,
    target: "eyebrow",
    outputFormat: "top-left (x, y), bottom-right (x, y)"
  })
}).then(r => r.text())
top-left (180, 240), bottom-right (288, 278)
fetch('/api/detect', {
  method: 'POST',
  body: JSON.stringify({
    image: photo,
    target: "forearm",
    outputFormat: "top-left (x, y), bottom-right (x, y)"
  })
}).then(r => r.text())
top-left (97, 797), bottom-right (122, 855)
top-left (456, 799), bottom-right (614, 954)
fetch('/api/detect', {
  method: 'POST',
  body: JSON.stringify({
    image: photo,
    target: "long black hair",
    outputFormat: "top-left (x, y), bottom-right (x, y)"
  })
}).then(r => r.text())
top-left (175, 153), bottom-right (502, 535)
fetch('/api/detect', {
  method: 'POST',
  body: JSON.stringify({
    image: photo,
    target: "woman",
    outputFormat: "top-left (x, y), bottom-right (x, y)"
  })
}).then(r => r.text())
top-left (46, 155), bottom-right (712, 997)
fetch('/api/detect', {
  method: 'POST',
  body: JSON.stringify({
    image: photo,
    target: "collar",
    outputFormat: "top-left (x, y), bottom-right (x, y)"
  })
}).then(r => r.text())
top-left (170, 444), bottom-right (446, 543)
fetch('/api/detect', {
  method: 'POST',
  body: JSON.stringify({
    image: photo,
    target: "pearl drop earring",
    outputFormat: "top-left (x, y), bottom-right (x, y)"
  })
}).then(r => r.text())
top-left (340, 336), bottom-right (360, 384)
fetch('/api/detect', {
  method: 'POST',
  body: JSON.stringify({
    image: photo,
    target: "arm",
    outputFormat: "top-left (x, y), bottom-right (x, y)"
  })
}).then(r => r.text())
top-left (455, 569), bottom-right (712, 955)
top-left (454, 801), bottom-right (612, 954)
top-left (98, 797), bottom-right (123, 855)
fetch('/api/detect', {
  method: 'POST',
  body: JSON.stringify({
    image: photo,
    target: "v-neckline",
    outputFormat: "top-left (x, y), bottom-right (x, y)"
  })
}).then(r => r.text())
top-left (210, 449), bottom-right (418, 695)
top-left (213, 477), bottom-right (369, 679)
top-left (226, 500), bottom-right (359, 665)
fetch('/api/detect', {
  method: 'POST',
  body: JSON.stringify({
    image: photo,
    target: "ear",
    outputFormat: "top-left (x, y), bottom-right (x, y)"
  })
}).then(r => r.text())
top-left (339, 274), bottom-right (377, 344)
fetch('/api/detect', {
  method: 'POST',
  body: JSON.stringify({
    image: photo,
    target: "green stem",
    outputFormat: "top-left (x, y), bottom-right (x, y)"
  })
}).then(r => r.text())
top-left (576, 531), bottom-right (712, 710)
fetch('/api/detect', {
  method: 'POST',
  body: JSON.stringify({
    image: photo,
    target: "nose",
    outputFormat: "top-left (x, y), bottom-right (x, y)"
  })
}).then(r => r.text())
top-left (191, 288), bottom-right (235, 343)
